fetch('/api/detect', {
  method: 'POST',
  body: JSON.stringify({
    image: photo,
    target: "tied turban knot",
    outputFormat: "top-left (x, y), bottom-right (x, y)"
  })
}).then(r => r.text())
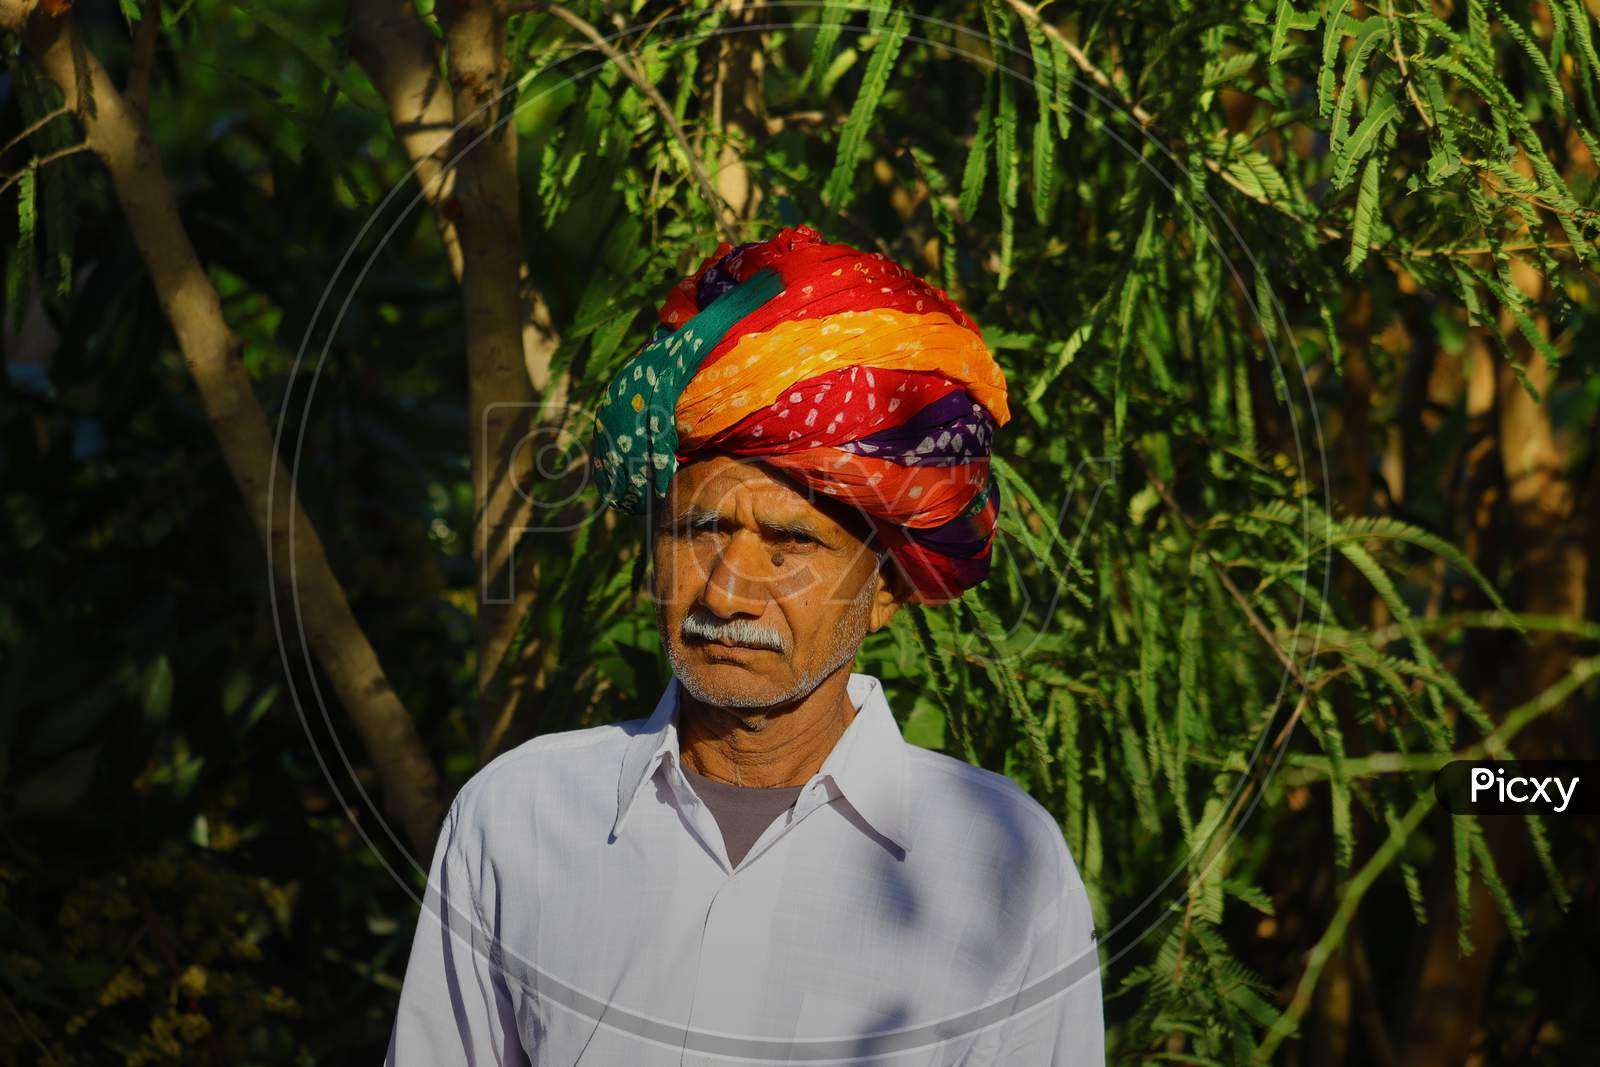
top-left (592, 224), bottom-right (1010, 605)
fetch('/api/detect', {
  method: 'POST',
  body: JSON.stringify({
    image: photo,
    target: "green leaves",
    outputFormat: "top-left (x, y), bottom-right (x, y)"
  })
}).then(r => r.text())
top-left (5, 166), bottom-right (34, 333)
top-left (822, 4), bottom-right (910, 207)
top-left (1318, 0), bottom-right (1356, 117)
top-left (1330, 17), bottom-right (1390, 154)
top-left (1209, 131), bottom-right (1292, 204)
top-left (994, 50), bottom-right (1020, 289)
top-left (959, 73), bottom-right (997, 220)
top-left (803, 1), bottom-right (853, 91)
top-left (969, 596), bottom-right (1053, 788)
top-left (1306, 696), bottom-right (1352, 869)
top-left (8, 2), bottom-right (1598, 1061)
top-left (1331, 89), bottom-right (1399, 188)
top-left (1268, 0), bottom-right (1296, 63)
top-left (1346, 154), bottom-right (1381, 271)
top-left (230, 0), bottom-right (385, 113)
top-left (142, 655), bottom-right (175, 724)
top-left (1452, 815), bottom-right (1475, 954)
top-left (1025, 20), bottom-right (1060, 225)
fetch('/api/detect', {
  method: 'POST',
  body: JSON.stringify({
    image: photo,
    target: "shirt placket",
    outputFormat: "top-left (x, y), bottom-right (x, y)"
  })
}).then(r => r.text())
top-left (674, 773), bottom-right (842, 1067)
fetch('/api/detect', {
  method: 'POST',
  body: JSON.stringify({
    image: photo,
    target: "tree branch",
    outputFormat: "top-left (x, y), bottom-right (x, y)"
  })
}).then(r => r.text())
top-left (1004, 0), bottom-right (1336, 236)
top-left (124, 0), bottom-right (159, 119)
top-left (7, 0), bottom-right (447, 856)
top-left (0, 0), bottom-right (37, 35)
top-left (0, 103), bottom-right (68, 159)
top-left (348, 0), bottom-right (464, 281)
top-left (1254, 791), bottom-right (1438, 1063)
top-left (347, 0), bottom-right (565, 392)
top-left (1384, 0), bottom-right (1434, 131)
top-left (1005, 0), bottom-right (1585, 272)
top-left (540, 2), bottom-right (742, 244)
top-left (0, 142), bottom-right (90, 198)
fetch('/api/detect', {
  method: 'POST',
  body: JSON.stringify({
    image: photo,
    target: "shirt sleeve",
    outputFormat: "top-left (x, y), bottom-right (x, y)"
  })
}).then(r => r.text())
top-left (991, 861), bottom-right (1106, 1066)
top-left (385, 800), bottom-right (530, 1066)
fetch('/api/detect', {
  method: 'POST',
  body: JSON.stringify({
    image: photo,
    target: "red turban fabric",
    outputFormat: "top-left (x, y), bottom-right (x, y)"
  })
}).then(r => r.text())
top-left (593, 224), bottom-right (1010, 604)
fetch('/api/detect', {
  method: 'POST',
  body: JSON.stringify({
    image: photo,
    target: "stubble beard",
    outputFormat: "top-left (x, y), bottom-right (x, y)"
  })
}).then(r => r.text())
top-left (660, 562), bottom-right (880, 712)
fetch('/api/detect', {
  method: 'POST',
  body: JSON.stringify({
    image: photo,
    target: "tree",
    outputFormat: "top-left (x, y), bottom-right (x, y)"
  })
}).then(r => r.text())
top-left (2, 0), bottom-right (1596, 1063)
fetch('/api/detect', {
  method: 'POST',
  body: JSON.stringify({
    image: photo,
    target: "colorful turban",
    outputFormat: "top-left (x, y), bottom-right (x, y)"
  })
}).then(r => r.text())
top-left (591, 224), bottom-right (1010, 605)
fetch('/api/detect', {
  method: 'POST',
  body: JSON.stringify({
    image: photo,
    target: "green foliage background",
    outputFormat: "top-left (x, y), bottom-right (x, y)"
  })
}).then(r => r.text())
top-left (2, 0), bottom-right (1598, 1063)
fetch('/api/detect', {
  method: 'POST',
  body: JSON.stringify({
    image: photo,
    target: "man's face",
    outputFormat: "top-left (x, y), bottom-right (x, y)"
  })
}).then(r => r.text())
top-left (651, 454), bottom-right (908, 709)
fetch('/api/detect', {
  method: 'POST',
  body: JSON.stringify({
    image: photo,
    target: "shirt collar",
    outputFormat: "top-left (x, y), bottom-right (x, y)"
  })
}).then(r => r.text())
top-left (610, 672), bottom-right (913, 854)
top-left (611, 678), bottom-right (683, 843)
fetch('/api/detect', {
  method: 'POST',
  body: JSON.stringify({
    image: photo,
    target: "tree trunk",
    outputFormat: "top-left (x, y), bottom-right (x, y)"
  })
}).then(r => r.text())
top-left (712, 0), bottom-right (767, 223)
top-left (430, 0), bottom-right (546, 757)
top-left (7, 1), bottom-right (446, 855)
top-left (348, 0), bottom-right (465, 281)
top-left (1402, 258), bottom-right (1590, 1066)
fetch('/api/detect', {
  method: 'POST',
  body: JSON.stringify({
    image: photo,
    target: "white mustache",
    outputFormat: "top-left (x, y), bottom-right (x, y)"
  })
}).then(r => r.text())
top-left (681, 607), bottom-right (789, 653)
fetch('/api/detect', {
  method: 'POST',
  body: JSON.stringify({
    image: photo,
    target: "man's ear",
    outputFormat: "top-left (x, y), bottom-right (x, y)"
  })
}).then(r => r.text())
top-left (867, 554), bottom-right (914, 632)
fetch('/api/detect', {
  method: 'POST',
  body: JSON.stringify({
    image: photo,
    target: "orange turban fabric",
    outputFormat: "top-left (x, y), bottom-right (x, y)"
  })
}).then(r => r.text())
top-left (593, 225), bottom-right (1010, 604)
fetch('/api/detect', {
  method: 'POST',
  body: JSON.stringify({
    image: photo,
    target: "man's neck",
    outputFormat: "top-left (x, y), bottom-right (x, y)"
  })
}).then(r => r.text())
top-left (677, 669), bottom-right (858, 788)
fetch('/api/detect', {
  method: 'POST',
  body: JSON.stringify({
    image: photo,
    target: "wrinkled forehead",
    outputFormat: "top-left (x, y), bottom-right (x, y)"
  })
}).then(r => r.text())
top-left (656, 454), bottom-right (873, 542)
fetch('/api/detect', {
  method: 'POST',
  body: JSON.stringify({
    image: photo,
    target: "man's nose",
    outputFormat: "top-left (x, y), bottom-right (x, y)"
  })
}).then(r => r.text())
top-left (699, 529), bottom-right (770, 618)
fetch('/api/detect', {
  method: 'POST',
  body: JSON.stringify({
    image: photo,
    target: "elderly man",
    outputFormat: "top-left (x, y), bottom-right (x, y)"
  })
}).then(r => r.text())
top-left (386, 225), bottom-right (1105, 1065)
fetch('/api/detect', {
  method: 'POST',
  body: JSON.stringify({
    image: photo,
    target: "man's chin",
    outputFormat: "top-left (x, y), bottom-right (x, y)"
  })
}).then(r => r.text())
top-left (673, 656), bottom-right (804, 710)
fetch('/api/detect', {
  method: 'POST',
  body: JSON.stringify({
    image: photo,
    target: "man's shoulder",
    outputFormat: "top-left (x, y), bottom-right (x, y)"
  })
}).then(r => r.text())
top-left (901, 745), bottom-right (1078, 886)
top-left (902, 743), bottom-right (1031, 799)
top-left (902, 743), bottom-right (1055, 824)
top-left (448, 717), bottom-right (652, 826)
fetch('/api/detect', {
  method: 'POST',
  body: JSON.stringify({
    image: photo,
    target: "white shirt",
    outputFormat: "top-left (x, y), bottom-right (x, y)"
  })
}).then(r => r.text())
top-left (385, 672), bottom-right (1104, 1066)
